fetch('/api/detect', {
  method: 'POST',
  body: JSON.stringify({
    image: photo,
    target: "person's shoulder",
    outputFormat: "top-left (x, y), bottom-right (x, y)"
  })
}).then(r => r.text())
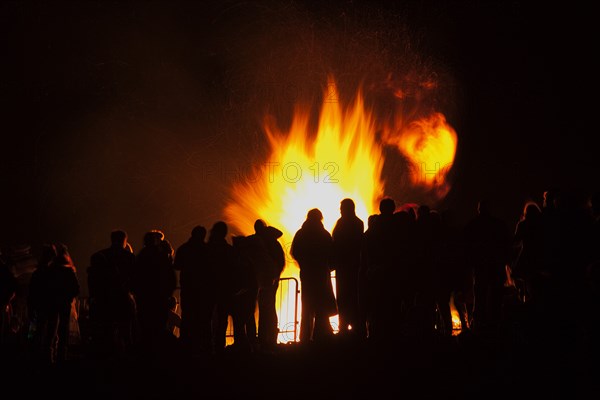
top-left (176, 241), bottom-right (191, 253)
top-left (94, 247), bottom-right (110, 256)
top-left (266, 226), bottom-right (283, 239)
top-left (246, 233), bottom-right (260, 243)
top-left (90, 249), bottom-right (108, 264)
top-left (117, 248), bottom-right (136, 262)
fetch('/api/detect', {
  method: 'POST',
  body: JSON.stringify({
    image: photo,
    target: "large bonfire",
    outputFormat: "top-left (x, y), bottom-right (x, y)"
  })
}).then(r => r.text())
top-left (224, 77), bottom-right (458, 341)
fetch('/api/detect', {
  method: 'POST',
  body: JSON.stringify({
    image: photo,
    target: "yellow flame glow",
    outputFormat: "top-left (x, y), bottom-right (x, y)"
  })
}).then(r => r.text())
top-left (225, 82), bottom-right (384, 235)
top-left (224, 78), bottom-right (458, 342)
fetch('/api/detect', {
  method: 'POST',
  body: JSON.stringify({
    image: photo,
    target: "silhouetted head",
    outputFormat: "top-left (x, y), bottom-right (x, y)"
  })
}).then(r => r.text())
top-left (191, 225), bottom-right (207, 241)
top-left (523, 201), bottom-right (541, 221)
top-left (209, 221), bottom-right (228, 241)
top-left (306, 208), bottom-right (323, 222)
top-left (340, 198), bottom-right (356, 217)
top-left (39, 243), bottom-right (57, 268)
top-left (379, 198), bottom-right (396, 216)
top-left (55, 243), bottom-right (73, 267)
top-left (254, 219), bottom-right (267, 234)
top-left (110, 230), bottom-right (128, 249)
top-left (143, 230), bottom-right (164, 247)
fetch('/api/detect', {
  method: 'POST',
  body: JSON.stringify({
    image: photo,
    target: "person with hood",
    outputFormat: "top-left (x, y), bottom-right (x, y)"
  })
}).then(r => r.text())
top-left (291, 209), bottom-right (337, 344)
top-left (247, 219), bottom-right (285, 351)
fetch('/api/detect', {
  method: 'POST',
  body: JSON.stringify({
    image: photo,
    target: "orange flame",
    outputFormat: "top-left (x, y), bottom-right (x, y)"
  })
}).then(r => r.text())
top-left (449, 292), bottom-right (463, 336)
top-left (385, 113), bottom-right (458, 198)
top-left (225, 81), bottom-right (384, 238)
top-left (224, 77), bottom-right (458, 342)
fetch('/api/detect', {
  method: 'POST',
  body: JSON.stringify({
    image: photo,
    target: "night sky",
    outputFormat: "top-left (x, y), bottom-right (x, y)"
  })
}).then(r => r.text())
top-left (1, 1), bottom-right (591, 288)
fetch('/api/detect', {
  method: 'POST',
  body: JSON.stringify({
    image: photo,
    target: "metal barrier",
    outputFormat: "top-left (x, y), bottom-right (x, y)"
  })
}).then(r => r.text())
top-left (226, 277), bottom-right (300, 345)
top-left (276, 277), bottom-right (299, 343)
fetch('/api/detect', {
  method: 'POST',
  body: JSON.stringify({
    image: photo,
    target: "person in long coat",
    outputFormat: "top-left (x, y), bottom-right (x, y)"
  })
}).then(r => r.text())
top-left (291, 208), bottom-right (337, 344)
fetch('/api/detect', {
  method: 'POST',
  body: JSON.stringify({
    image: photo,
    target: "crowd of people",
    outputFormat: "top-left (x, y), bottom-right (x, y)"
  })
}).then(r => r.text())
top-left (1, 188), bottom-right (599, 366)
top-left (1, 218), bottom-right (287, 364)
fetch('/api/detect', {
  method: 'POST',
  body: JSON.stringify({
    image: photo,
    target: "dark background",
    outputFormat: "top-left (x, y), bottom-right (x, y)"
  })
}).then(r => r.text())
top-left (1, 1), bottom-right (592, 291)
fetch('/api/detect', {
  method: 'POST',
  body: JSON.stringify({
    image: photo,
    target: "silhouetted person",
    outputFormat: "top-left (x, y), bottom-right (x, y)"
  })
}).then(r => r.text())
top-left (392, 208), bottom-right (418, 333)
top-left (132, 230), bottom-right (177, 354)
top-left (247, 219), bottom-right (285, 352)
top-left (360, 214), bottom-right (378, 339)
top-left (173, 225), bottom-right (213, 356)
top-left (28, 244), bottom-right (56, 361)
top-left (464, 200), bottom-right (511, 333)
top-left (4, 244), bottom-right (36, 347)
top-left (512, 202), bottom-right (544, 303)
top-left (230, 234), bottom-right (260, 353)
top-left (332, 198), bottom-right (365, 339)
top-left (364, 197), bottom-right (399, 341)
top-left (88, 230), bottom-right (137, 356)
top-left (206, 221), bottom-right (237, 354)
top-left (291, 208), bottom-right (337, 344)
top-left (28, 243), bottom-right (80, 365)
